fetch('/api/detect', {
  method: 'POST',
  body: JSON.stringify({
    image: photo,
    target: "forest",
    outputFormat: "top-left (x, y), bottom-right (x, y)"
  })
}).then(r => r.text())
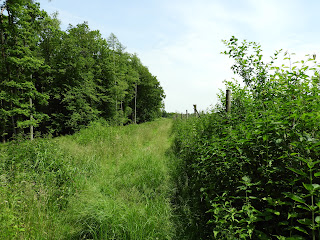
top-left (0, 0), bottom-right (165, 142)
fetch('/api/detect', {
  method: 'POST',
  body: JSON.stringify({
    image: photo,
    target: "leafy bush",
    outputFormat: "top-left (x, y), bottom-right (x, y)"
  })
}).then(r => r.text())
top-left (173, 37), bottom-right (320, 239)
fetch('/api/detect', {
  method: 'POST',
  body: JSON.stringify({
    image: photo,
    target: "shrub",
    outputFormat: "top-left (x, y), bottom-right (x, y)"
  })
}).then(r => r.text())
top-left (173, 37), bottom-right (320, 239)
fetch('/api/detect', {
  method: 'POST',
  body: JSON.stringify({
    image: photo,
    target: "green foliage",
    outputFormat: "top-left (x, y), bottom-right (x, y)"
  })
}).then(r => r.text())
top-left (0, 0), bottom-right (49, 140)
top-left (60, 119), bottom-right (176, 239)
top-left (0, 137), bottom-right (76, 239)
top-left (0, 119), bottom-right (177, 239)
top-left (136, 65), bottom-right (165, 123)
top-left (173, 37), bottom-right (320, 239)
top-left (0, 1), bottom-right (165, 140)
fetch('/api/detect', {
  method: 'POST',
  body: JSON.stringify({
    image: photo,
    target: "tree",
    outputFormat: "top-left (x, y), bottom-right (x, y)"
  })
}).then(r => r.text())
top-left (0, 2), bottom-right (166, 139)
top-left (135, 65), bottom-right (165, 123)
top-left (0, 0), bottom-right (49, 141)
top-left (126, 53), bottom-right (140, 124)
top-left (47, 23), bottom-right (103, 133)
top-left (106, 33), bottom-right (130, 124)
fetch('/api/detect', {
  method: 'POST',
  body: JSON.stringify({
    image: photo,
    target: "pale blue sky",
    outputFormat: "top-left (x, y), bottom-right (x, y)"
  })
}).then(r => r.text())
top-left (36, 0), bottom-right (320, 113)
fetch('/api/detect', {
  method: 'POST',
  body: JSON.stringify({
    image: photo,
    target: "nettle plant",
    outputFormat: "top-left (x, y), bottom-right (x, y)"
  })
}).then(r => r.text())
top-left (174, 37), bottom-right (320, 239)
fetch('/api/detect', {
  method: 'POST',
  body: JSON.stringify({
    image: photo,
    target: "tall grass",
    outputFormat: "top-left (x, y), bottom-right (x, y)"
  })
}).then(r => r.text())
top-left (0, 118), bottom-right (177, 239)
top-left (0, 138), bottom-right (76, 239)
top-left (61, 119), bottom-right (176, 239)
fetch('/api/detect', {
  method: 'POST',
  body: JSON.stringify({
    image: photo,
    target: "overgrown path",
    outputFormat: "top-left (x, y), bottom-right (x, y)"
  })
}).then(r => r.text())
top-left (57, 118), bottom-right (177, 239)
top-left (0, 119), bottom-right (178, 239)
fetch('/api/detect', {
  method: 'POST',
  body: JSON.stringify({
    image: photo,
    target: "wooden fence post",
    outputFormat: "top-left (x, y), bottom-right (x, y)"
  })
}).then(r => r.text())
top-left (226, 89), bottom-right (231, 113)
top-left (193, 104), bottom-right (197, 117)
top-left (186, 110), bottom-right (188, 119)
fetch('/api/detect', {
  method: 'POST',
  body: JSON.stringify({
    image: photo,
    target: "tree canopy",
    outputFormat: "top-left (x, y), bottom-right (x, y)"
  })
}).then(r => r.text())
top-left (0, 0), bottom-right (165, 141)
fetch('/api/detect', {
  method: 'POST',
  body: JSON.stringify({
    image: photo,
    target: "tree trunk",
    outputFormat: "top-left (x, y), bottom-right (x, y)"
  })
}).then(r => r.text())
top-left (30, 97), bottom-right (33, 141)
top-left (134, 83), bottom-right (137, 124)
top-left (226, 89), bottom-right (231, 113)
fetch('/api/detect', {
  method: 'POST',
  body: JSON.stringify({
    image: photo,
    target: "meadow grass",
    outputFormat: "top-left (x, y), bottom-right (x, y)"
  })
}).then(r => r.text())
top-left (60, 119), bottom-right (177, 239)
top-left (0, 118), bottom-right (178, 239)
top-left (0, 138), bottom-right (76, 239)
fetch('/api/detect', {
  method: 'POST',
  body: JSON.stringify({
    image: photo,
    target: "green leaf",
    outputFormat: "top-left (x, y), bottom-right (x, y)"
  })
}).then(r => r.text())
top-left (279, 221), bottom-right (289, 226)
top-left (307, 161), bottom-right (315, 169)
top-left (313, 184), bottom-right (320, 190)
top-left (312, 160), bottom-right (320, 166)
top-left (293, 226), bottom-right (308, 235)
top-left (263, 135), bottom-right (268, 141)
top-left (284, 193), bottom-right (306, 204)
top-left (266, 208), bottom-right (280, 215)
top-left (242, 176), bottom-right (251, 183)
top-left (287, 167), bottom-right (307, 177)
top-left (297, 218), bottom-right (313, 225)
top-left (303, 183), bottom-right (314, 192)
top-left (303, 183), bottom-right (320, 192)
top-left (286, 237), bottom-right (305, 240)
top-left (314, 172), bottom-right (320, 177)
top-left (290, 152), bottom-right (299, 156)
top-left (296, 205), bottom-right (310, 211)
top-left (315, 216), bottom-right (320, 223)
top-left (288, 212), bottom-right (298, 219)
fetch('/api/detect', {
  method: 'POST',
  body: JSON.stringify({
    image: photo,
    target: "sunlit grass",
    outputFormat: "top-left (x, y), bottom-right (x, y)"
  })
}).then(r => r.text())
top-left (58, 119), bottom-right (176, 239)
top-left (0, 118), bottom-right (177, 239)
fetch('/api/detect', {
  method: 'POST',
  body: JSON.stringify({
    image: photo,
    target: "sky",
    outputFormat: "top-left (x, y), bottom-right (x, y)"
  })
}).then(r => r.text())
top-left (36, 0), bottom-right (320, 113)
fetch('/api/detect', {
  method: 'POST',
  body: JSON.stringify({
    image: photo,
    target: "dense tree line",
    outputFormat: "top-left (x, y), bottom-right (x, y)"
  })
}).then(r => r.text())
top-left (0, 0), bottom-right (165, 142)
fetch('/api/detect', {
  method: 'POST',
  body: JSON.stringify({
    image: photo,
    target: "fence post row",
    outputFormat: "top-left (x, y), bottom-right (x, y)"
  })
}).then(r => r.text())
top-left (173, 90), bottom-right (231, 121)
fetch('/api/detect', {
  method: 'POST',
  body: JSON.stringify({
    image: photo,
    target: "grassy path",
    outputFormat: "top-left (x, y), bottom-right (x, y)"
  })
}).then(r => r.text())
top-left (57, 118), bottom-right (176, 239)
top-left (0, 118), bottom-right (178, 239)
